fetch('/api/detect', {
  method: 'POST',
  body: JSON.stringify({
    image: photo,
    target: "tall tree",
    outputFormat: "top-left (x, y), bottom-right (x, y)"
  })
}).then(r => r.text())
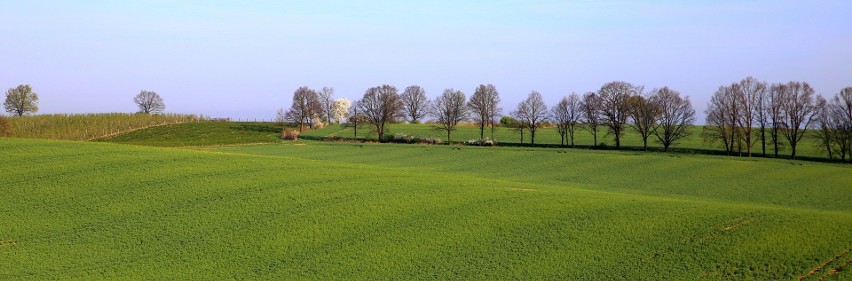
top-left (777, 81), bottom-right (817, 160)
top-left (598, 81), bottom-right (639, 149)
top-left (4, 84), bottom-right (39, 116)
top-left (431, 88), bottom-right (468, 144)
top-left (736, 76), bottom-right (767, 157)
top-left (133, 90), bottom-right (165, 114)
top-left (468, 84), bottom-right (501, 140)
top-left (358, 85), bottom-right (403, 141)
top-left (650, 87), bottom-right (695, 151)
top-left (627, 93), bottom-right (659, 150)
top-left (755, 84), bottom-right (771, 156)
top-left (768, 83), bottom-right (786, 157)
top-left (704, 85), bottom-right (738, 154)
top-left (514, 91), bottom-right (548, 145)
top-left (286, 86), bottom-right (323, 132)
top-left (813, 95), bottom-right (836, 159)
top-left (551, 93), bottom-right (582, 147)
top-left (831, 87), bottom-right (852, 160)
top-left (400, 85), bottom-right (429, 123)
top-left (580, 92), bottom-right (602, 147)
top-left (318, 87), bottom-right (335, 124)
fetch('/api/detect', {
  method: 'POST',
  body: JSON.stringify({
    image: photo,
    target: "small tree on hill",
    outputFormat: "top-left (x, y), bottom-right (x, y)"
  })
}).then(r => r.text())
top-left (650, 87), bottom-right (695, 151)
top-left (4, 84), bottom-right (39, 116)
top-left (514, 91), bottom-right (548, 145)
top-left (286, 86), bottom-right (323, 132)
top-left (431, 88), bottom-right (468, 144)
top-left (551, 93), bottom-right (581, 147)
top-left (318, 87), bottom-right (335, 124)
top-left (134, 90), bottom-right (165, 114)
top-left (580, 92), bottom-right (602, 147)
top-left (469, 84), bottom-right (501, 140)
top-left (358, 84), bottom-right (403, 141)
top-left (401, 85), bottom-right (429, 123)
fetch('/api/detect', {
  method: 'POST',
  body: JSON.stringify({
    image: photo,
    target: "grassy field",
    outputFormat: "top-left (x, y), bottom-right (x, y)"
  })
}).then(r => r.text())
top-left (7, 113), bottom-right (203, 141)
top-left (94, 122), bottom-right (282, 147)
top-left (2, 135), bottom-right (850, 279)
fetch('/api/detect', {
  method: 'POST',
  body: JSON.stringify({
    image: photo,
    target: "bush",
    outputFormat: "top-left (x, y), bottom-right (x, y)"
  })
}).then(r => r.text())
top-left (281, 129), bottom-right (299, 140)
top-left (0, 116), bottom-right (10, 137)
top-left (381, 133), bottom-right (440, 144)
top-left (465, 138), bottom-right (496, 146)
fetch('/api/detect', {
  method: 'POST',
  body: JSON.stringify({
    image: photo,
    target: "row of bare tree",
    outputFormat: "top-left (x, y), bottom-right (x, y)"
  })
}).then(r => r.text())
top-left (704, 77), bottom-right (852, 160)
top-left (519, 81), bottom-right (696, 151)
top-left (281, 80), bottom-right (851, 161)
top-left (347, 84), bottom-right (501, 143)
top-left (283, 82), bottom-right (697, 150)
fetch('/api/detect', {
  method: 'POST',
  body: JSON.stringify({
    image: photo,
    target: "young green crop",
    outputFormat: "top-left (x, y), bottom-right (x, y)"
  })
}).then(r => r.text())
top-left (7, 113), bottom-right (202, 141)
top-left (1, 138), bottom-right (849, 279)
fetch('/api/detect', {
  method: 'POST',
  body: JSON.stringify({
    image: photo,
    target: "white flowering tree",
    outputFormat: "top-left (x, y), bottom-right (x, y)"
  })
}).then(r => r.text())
top-left (331, 98), bottom-right (351, 124)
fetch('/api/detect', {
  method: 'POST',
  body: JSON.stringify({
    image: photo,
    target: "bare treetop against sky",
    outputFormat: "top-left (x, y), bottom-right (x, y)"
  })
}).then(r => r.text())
top-left (1, 1), bottom-right (849, 121)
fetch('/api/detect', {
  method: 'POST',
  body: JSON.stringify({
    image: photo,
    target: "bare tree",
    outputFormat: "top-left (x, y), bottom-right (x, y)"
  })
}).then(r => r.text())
top-left (814, 95), bottom-right (836, 159)
top-left (133, 90), bottom-right (165, 114)
top-left (275, 108), bottom-right (288, 128)
top-left (650, 87), bottom-right (695, 151)
top-left (551, 93), bottom-right (582, 147)
top-left (468, 84), bottom-right (501, 140)
top-left (4, 84), bottom-right (39, 116)
top-left (830, 87), bottom-right (852, 160)
top-left (318, 87), bottom-right (335, 124)
top-left (345, 103), bottom-right (369, 141)
top-left (627, 93), bottom-right (659, 150)
top-left (508, 112), bottom-right (526, 144)
top-left (485, 86), bottom-right (502, 140)
top-left (755, 85), bottom-right (770, 156)
top-left (580, 92), bottom-right (602, 147)
top-left (768, 83), bottom-right (786, 157)
top-left (401, 85), bottom-right (429, 123)
top-left (703, 85), bottom-right (738, 154)
top-left (514, 91), bottom-right (548, 145)
top-left (777, 81), bottom-right (817, 160)
top-left (358, 85), bottom-right (403, 141)
top-left (598, 81), bottom-right (640, 149)
top-left (431, 88), bottom-right (468, 144)
top-left (286, 86), bottom-right (323, 132)
top-left (735, 77), bottom-right (767, 157)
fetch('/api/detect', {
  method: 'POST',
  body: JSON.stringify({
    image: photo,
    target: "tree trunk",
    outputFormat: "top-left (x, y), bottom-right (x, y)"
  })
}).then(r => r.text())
top-left (791, 144), bottom-right (797, 160)
top-left (570, 133), bottom-right (575, 148)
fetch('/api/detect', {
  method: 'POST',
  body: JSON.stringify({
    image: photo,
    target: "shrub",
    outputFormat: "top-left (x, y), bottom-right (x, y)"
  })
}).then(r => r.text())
top-left (465, 138), bottom-right (496, 146)
top-left (413, 136), bottom-right (441, 145)
top-left (281, 129), bottom-right (299, 140)
top-left (381, 133), bottom-right (440, 144)
top-left (0, 116), bottom-right (10, 137)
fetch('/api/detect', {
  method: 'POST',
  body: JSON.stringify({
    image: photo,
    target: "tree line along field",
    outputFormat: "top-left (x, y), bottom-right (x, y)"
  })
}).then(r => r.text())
top-left (91, 119), bottom-right (837, 160)
top-left (2, 123), bottom-right (851, 279)
top-left (305, 122), bottom-right (834, 160)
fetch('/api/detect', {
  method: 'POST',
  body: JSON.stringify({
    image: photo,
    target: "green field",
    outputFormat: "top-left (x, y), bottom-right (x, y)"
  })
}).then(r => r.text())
top-left (94, 122), bottom-right (282, 147)
top-left (300, 122), bottom-right (832, 160)
top-left (2, 123), bottom-right (850, 279)
top-left (7, 113), bottom-right (203, 141)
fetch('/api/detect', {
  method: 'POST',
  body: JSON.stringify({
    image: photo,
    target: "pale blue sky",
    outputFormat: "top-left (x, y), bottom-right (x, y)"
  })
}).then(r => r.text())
top-left (2, 1), bottom-right (850, 121)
